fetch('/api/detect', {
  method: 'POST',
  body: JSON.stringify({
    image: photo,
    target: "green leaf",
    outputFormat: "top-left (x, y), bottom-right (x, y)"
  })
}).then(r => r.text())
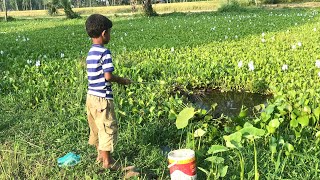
top-left (240, 126), bottom-right (265, 139)
top-left (207, 145), bottom-right (228, 155)
top-left (205, 156), bottom-right (224, 164)
top-left (303, 106), bottom-right (311, 114)
top-left (194, 128), bottom-right (206, 137)
top-left (316, 131), bottom-right (320, 139)
top-left (223, 131), bottom-right (242, 149)
top-left (290, 119), bottom-right (298, 128)
top-left (297, 115), bottom-right (309, 127)
top-left (313, 106), bottom-right (320, 120)
top-left (238, 107), bottom-right (248, 118)
top-left (265, 105), bottom-right (275, 115)
top-left (266, 125), bottom-right (276, 134)
top-left (219, 165), bottom-right (228, 177)
top-left (285, 143), bottom-right (294, 153)
top-left (269, 119), bottom-right (280, 128)
top-left (243, 122), bottom-right (253, 128)
top-left (198, 167), bottom-right (210, 175)
top-left (175, 107), bottom-right (195, 129)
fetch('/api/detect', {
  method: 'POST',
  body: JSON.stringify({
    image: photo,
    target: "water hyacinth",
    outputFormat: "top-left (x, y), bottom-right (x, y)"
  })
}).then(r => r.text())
top-left (315, 60), bottom-right (320, 68)
top-left (248, 61), bottom-right (254, 71)
top-left (282, 64), bottom-right (288, 71)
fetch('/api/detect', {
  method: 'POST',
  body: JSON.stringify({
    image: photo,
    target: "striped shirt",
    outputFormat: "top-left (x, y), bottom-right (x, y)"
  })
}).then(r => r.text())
top-left (86, 44), bottom-right (114, 99)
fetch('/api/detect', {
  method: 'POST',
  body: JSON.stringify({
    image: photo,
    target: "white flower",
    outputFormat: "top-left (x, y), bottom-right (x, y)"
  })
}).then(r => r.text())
top-left (238, 61), bottom-right (243, 68)
top-left (141, 29), bottom-right (143, 31)
top-left (0, 50), bottom-right (3, 55)
top-left (261, 38), bottom-right (266, 43)
top-left (235, 35), bottom-right (238, 39)
top-left (318, 71), bottom-right (320, 77)
top-left (60, 53), bottom-right (64, 58)
top-left (282, 64), bottom-right (288, 71)
top-left (262, 32), bottom-right (265, 36)
top-left (171, 47), bottom-right (174, 52)
top-left (72, 32), bottom-right (75, 36)
top-left (35, 60), bottom-right (41, 67)
top-left (210, 27), bottom-right (216, 31)
top-left (314, 28), bottom-right (317, 31)
top-left (27, 59), bottom-right (32, 64)
top-left (295, 23), bottom-right (298, 25)
top-left (43, 55), bottom-right (47, 59)
top-left (124, 33), bottom-right (127, 36)
top-left (16, 39), bottom-right (18, 41)
top-left (315, 60), bottom-right (320, 68)
top-left (292, 45), bottom-right (296, 49)
top-left (26, 38), bottom-right (29, 41)
top-left (225, 35), bottom-right (228, 39)
top-left (228, 28), bottom-right (230, 30)
top-left (297, 42), bottom-right (302, 47)
top-left (248, 61), bottom-right (254, 71)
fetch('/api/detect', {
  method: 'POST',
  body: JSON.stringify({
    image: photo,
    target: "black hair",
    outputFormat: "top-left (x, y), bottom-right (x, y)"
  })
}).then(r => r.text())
top-left (85, 14), bottom-right (113, 38)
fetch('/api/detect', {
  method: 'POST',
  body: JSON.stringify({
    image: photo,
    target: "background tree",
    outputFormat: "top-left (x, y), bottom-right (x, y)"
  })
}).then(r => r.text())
top-left (3, 0), bottom-right (7, 21)
top-left (143, 0), bottom-right (157, 16)
top-left (61, 0), bottom-right (80, 19)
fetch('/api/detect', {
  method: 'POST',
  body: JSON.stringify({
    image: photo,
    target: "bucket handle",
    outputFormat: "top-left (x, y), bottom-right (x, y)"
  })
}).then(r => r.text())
top-left (168, 161), bottom-right (178, 169)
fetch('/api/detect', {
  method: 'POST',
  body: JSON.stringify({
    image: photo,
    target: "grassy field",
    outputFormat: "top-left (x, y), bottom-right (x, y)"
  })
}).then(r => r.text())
top-left (1, 5), bottom-right (320, 180)
top-left (0, 1), bottom-right (221, 18)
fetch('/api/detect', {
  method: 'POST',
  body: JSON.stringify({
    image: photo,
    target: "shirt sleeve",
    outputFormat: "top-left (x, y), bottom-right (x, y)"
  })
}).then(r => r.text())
top-left (101, 50), bottom-right (114, 73)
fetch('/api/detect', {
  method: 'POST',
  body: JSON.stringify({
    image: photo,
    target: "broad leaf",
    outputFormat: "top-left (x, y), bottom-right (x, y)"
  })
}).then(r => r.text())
top-left (218, 165), bottom-right (228, 177)
top-left (207, 145), bottom-right (228, 155)
top-left (240, 126), bottom-right (265, 139)
top-left (175, 107), bottom-right (195, 129)
top-left (269, 119), bottom-right (280, 128)
top-left (297, 115), bottom-right (309, 127)
top-left (205, 156), bottom-right (224, 164)
top-left (194, 128), bottom-right (206, 138)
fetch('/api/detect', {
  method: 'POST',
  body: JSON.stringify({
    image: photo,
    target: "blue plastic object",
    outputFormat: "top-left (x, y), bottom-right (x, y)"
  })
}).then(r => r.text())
top-left (57, 152), bottom-right (81, 167)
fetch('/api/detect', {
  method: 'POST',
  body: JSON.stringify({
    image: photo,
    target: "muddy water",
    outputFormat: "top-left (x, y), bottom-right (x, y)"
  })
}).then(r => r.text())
top-left (188, 90), bottom-right (272, 117)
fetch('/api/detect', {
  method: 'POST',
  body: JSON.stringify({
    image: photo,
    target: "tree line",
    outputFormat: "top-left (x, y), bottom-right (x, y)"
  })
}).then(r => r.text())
top-left (0, 0), bottom-right (205, 11)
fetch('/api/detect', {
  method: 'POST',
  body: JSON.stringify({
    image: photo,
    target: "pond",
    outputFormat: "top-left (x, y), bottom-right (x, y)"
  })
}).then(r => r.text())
top-left (187, 90), bottom-right (272, 118)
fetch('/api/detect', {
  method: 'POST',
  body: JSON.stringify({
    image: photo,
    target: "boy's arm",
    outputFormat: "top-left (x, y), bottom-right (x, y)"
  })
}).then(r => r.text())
top-left (104, 72), bottom-right (131, 85)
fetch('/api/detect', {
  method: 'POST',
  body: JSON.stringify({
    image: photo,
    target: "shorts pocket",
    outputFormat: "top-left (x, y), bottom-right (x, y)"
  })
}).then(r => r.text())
top-left (103, 121), bottom-right (117, 135)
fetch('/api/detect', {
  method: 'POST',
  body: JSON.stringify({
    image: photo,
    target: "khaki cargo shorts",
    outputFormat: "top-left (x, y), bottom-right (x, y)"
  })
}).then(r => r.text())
top-left (86, 94), bottom-right (118, 152)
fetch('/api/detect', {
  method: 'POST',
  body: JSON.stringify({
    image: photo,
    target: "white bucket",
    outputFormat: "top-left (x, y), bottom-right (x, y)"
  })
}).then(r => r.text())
top-left (168, 149), bottom-right (197, 180)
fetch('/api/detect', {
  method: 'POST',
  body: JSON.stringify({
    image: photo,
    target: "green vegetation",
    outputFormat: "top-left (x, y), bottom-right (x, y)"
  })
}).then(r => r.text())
top-left (1, 7), bottom-right (320, 179)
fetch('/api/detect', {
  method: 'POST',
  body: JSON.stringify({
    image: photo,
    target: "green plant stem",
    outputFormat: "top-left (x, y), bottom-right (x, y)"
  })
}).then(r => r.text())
top-left (236, 150), bottom-right (244, 180)
top-left (254, 140), bottom-right (259, 180)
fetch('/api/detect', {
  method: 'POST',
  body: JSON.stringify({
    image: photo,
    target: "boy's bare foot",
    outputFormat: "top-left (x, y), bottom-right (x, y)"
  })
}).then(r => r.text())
top-left (96, 156), bottom-right (103, 163)
top-left (124, 170), bottom-right (140, 179)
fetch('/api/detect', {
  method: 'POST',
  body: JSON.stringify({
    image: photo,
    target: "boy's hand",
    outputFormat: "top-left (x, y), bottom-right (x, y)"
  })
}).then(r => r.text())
top-left (122, 78), bottom-right (131, 85)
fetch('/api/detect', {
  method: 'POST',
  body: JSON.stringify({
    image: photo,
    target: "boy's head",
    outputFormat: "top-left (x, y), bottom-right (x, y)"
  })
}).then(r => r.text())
top-left (85, 14), bottom-right (113, 44)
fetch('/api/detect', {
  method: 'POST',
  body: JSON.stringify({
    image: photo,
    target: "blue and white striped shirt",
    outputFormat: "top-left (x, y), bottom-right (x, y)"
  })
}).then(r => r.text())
top-left (86, 44), bottom-right (114, 99)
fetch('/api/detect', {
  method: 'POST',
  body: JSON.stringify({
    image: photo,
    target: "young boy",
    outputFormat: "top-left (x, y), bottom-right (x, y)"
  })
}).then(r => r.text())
top-left (85, 14), bottom-right (131, 169)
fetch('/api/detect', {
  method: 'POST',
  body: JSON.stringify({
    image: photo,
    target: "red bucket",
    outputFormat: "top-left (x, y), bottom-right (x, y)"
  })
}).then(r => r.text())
top-left (168, 149), bottom-right (197, 180)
